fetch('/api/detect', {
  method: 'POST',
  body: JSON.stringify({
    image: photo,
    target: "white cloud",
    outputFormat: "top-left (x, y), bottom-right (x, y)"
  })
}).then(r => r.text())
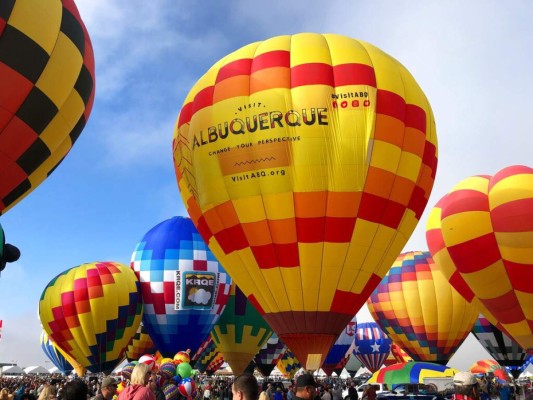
top-left (188, 288), bottom-right (211, 305)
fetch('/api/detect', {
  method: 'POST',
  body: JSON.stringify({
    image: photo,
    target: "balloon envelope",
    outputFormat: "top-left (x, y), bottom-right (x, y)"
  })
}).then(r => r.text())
top-left (367, 251), bottom-right (478, 364)
top-left (276, 350), bottom-right (301, 379)
top-left (367, 362), bottom-right (458, 385)
top-left (125, 323), bottom-right (156, 362)
top-left (0, 0), bottom-right (95, 214)
top-left (353, 321), bottom-right (391, 373)
top-left (173, 32), bottom-right (438, 370)
top-left (426, 165), bottom-right (533, 354)
top-left (211, 285), bottom-right (273, 374)
top-left (131, 216), bottom-right (232, 356)
top-left (39, 261), bottom-right (143, 374)
top-left (322, 316), bottom-right (357, 375)
top-left (253, 333), bottom-right (287, 377)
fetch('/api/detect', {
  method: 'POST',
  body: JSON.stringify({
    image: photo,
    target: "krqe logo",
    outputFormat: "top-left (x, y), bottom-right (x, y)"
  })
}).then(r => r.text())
top-left (345, 322), bottom-right (356, 336)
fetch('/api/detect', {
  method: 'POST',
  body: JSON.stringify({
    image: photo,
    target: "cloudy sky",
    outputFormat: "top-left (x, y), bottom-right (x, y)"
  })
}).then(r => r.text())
top-left (1, 1), bottom-right (532, 370)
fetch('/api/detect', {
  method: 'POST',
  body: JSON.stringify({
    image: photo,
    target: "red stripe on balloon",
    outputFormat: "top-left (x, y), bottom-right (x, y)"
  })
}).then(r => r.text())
top-left (376, 90), bottom-right (405, 122)
top-left (481, 291), bottom-right (525, 324)
top-left (216, 58), bottom-right (253, 83)
top-left (440, 189), bottom-right (490, 219)
top-left (447, 233), bottom-right (501, 273)
top-left (489, 165), bottom-right (533, 190)
top-left (491, 197), bottom-right (533, 232)
top-left (333, 63), bottom-right (377, 87)
top-left (251, 50), bottom-right (290, 73)
top-left (192, 86), bottom-right (214, 116)
top-left (503, 259), bottom-right (533, 292)
top-left (296, 217), bottom-right (325, 242)
top-left (291, 63), bottom-right (334, 87)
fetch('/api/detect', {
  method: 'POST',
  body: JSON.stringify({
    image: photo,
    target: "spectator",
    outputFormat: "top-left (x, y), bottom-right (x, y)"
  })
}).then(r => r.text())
top-left (62, 380), bottom-right (89, 400)
top-left (90, 377), bottom-right (118, 400)
top-left (232, 374), bottom-right (259, 400)
top-left (294, 374), bottom-right (318, 400)
top-left (118, 363), bottom-right (155, 400)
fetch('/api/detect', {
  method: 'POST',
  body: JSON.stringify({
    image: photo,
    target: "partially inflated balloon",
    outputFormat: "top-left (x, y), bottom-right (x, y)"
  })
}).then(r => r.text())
top-left (211, 285), bottom-right (273, 374)
top-left (0, 0), bottom-right (95, 214)
top-left (131, 216), bottom-right (232, 356)
top-left (125, 323), bottom-right (156, 362)
top-left (192, 337), bottom-right (219, 374)
top-left (353, 321), bottom-right (391, 372)
top-left (173, 32), bottom-right (437, 370)
top-left (426, 165), bottom-right (533, 354)
top-left (206, 353), bottom-right (225, 376)
top-left (367, 251), bottom-right (478, 364)
top-left (276, 350), bottom-right (301, 379)
top-left (322, 316), bottom-right (357, 375)
top-left (40, 330), bottom-right (73, 374)
top-left (39, 261), bottom-right (143, 374)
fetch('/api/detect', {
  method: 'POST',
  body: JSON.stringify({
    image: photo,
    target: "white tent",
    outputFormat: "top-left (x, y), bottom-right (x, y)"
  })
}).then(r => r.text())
top-left (48, 367), bottom-right (59, 374)
top-left (24, 366), bottom-right (50, 375)
top-left (1, 365), bottom-right (25, 375)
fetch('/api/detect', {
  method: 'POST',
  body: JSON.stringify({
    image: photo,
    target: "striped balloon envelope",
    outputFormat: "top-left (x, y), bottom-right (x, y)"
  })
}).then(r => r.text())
top-left (131, 216), bottom-right (232, 357)
top-left (353, 321), bottom-right (391, 372)
top-left (192, 337), bottom-right (219, 374)
top-left (124, 323), bottom-right (156, 362)
top-left (206, 353), bottom-right (225, 376)
top-left (210, 284), bottom-right (273, 374)
top-left (39, 261), bottom-right (143, 374)
top-left (40, 330), bottom-right (73, 374)
top-left (173, 32), bottom-right (438, 370)
top-left (426, 165), bottom-right (533, 355)
top-left (367, 251), bottom-right (478, 364)
top-left (344, 352), bottom-right (363, 378)
top-left (367, 362), bottom-right (458, 385)
top-left (0, 0), bottom-right (95, 214)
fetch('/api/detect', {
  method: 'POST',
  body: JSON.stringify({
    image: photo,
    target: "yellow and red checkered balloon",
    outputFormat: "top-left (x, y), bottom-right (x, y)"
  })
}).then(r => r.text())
top-left (173, 32), bottom-right (438, 370)
top-left (39, 261), bottom-right (143, 374)
top-left (367, 251), bottom-right (478, 363)
top-left (0, 0), bottom-right (95, 215)
top-left (426, 165), bottom-right (533, 355)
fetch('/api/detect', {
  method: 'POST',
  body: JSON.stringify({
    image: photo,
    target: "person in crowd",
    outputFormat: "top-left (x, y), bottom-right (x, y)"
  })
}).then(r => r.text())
top-left (62, 380), bottom-right (89, 400)
top-left (331, 385), bottom-right (342, 400)
top-left (452, 371), bottom-right (481, 400)
top-left (0, 388), bottom-right (13, 400)
top-left (286, 386), bottom-right (295, 400)
top-left (321, 386), bottom-right (331, 400)
top-left (361, 386), bottom-right (376, 400)
top-left (147, 372), bottom-right (164, 400)
top-left (118, 363), bottom-right (155, 400)
top-left (274, 387), bottom-right (284, 400)
top-left (294, 374), bottom-right (318, 400)
top-left (348, 383), bottom-right (358, 400)
top-left (37, 384), bottom-right (57, 400)
top-left (90, 377), bottom-right (118, 400)
top-left (231, 374), bottom-right (259, 400)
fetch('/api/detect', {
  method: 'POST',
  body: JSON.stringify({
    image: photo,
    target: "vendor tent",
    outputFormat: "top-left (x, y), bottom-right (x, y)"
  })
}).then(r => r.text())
top-left (24, 366), bottom-right (50, 375)
top-left (2, 365), bottom-right (24, 375)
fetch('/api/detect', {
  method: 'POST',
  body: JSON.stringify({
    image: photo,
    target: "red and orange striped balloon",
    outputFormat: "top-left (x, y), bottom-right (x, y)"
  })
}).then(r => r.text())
top-left (426, 165), bottom-right (533, 354)
top-left (174, 33), bottom-right (438, 369)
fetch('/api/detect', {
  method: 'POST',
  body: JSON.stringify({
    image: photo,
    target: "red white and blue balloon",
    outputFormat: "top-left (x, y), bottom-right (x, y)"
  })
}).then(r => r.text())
top-left (131, 216), bottom-right (232, 356)
top-left (353, 321), bottom-right (391, 372)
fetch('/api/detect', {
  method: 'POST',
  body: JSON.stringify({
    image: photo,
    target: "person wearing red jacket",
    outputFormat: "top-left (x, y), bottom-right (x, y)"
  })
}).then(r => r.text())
top-left (118, 364), bottom-right (155, 400)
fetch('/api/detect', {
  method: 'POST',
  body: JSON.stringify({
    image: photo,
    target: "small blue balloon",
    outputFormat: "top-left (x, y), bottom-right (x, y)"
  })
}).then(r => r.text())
top-left (173, 375), bottom-right (182, 385)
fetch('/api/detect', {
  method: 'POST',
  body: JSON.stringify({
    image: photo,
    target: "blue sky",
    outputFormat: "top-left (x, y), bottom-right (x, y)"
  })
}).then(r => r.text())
top-left (1, 1), bottom-right (532, 370)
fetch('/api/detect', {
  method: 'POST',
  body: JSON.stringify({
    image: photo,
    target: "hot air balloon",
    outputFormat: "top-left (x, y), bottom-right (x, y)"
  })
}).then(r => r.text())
top-left (192, 337), bottom-right (219, 374)
top-left (344, 353), bottom-right (363, 378)
top-left (173, 32), bottom-right (438, 370)
top-left (276, 350), bottom-right (301, 379)
top-left (125, 323), bottom-right (156, 362)
top-left (250, 333), bottom-right (287, 377)
top-left (206, 353), bottom-right (225, 376)
top-left (426, 165), bottom-right (533, 354)
top-left (472, 315), bottom-right (530, 378)
top-left (0, 223), bottom-right (20, 273)
top-left (469, 359), bottom-right (511, 382)
top-left (39, 261), bottom-right (143, 374)
top-left (191, 335), bottom-right (214, 368)
top-left (353, 321), bottom-right (391, 373)
top-left (40, 330), bottom-right (73, 374)
top-left (367, 251), bottom-right (478, 364)
top-left (321, 316), bottom-right (357, 376)
top-left (0, 0), bottom-right (95, 215)
top-left (131, 216), bottom-right (232, 357)
top-left (210, 285), bottom-right (273, 374)
top-left (390, 343), bottom-right (413, 364)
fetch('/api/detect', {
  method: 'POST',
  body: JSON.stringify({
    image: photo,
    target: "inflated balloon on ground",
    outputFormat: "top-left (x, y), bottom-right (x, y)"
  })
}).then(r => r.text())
top-left (0, 0), bottom-right (95, 215)
top-left (174, 32), bottom-right (438, 370)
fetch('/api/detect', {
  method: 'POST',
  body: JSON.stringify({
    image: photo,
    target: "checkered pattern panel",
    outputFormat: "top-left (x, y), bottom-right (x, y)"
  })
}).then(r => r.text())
top-left (125, 323), bottom-right (156, 362)
top-left (39, 261), bottom-right (143, 373)
top-left (0, 0), bottom-right (95, 214)
top-left (131, 216), bottom-right (232, 356)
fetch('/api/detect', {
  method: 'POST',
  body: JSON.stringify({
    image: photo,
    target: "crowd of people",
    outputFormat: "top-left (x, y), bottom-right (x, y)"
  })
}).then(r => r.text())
top-left (0, 366), bottom-right (531, 400)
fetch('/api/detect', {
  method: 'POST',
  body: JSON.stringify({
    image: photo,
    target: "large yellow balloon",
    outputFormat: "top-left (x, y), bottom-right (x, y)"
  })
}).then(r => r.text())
top-left (174, 33), bottom-right (437, 370)
top-left (39, 261), bottom-right (143, 374)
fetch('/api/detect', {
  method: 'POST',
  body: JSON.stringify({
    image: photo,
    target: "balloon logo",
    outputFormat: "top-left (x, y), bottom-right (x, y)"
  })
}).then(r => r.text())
top-left (367, 251), bottom-right (478, 364)
top-left (426, 165), bottom-right (533, 354)
top-left (0, 0), bottom-right (95, 215)
top-left (39, 261), bottom-right (143, 374)
top-left (173, 32), bottom-right (438, 370)
top-left (131, 216), bottom-right (232, 356)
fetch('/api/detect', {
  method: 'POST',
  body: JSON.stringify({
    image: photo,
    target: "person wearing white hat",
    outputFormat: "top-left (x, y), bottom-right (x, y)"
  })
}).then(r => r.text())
top-left (452, 371), bottom-right (481, 400)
